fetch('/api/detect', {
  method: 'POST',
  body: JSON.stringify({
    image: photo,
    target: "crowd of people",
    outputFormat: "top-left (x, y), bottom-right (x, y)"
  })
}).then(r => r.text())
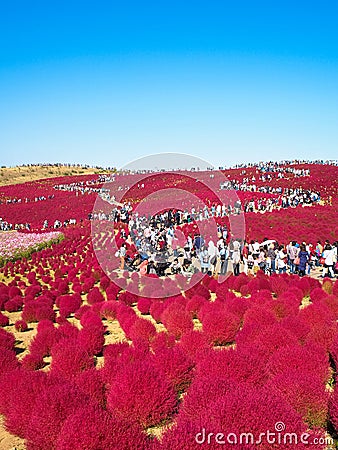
top-left (0, 218), bottom-right (31, 231)
top-left (0, 194), bottom-right (55, 205)
top-left (0, 217), bottom-right (78, 232)
top-left (230, 159), bottom-right (337, 169)
top-left (104, 203), bottom-right (338, 279)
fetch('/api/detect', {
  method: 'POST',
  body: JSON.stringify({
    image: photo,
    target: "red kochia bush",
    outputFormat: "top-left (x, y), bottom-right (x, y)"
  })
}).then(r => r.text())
top-left (185, 295), bottom-right (207, 319)
top-left (329, 387), bottom-right (338, 434)
top-left (281, 314), bottom-right (311, 343)
top-left (99, 275), bottom-right (111, 291)
top-left (0, 311), bottom-right (9, 326)
top-left (305, 321), bottom-right (338, 353)
top-left (197, 344), bottom-right (268, 387)
top-left (74, 304), bottom-right (91, 320)
top-left (56, 403), bottom-right (149, 450)
top-left (8, 285), bottom-right (22, 298)
top-left (50, 338), bottom-right (95, 380)
top-left (0, 293), bottom-right (9, 310)
top-left (245, 323), bottom-right (298, 357)
top-left (270, 275), bottom-right (289, 297)
top-left (196, 384), bottom-right (318, 450)
top-left (137, 297), bottom-right (152, 315)
top-left (100, 300), bottom-right (118, 320)
top-left (58, 293), bottom-right (82, 318)
top-left (0, 370), bottom-right (48, 438)
top-left (22, 298), bottom-right (56, 323)
top-left (243, 304), bottom-right (278, 328)
top-left (202, 308), bottom-right (241, 346)
top-left (269, 370), bottom-right (329, 428)
top-left (15, 319), bottom-right (28, 332)
top-left (333, 280), bottom-right (338, 297)
top-left (329, 333), bottom-right (338, 369)
top-left (78, 322), bottom-right (105, 356)
top-left (267, 342), bottom-right (330, 383)
top-left (74, 368), bottom-right (106, 408)
top-left (159, 417), bottom-right (215, 450)
top-left (57, 321), bottom-right (80, 340)
top-left (150, 332), bottom-right (176, 353)
top-left (80, 310), bottom-right (103, 328)
top-left (322, 294), bottom-right (338, 319)
top-left (161, 303), bottom-right (194, 339)
top-left (0, 348), bottom-right (20, 375)
top-left (0, 328), bottom-right (15, 350)
top-left (21, 352), bottom-right (46, 371)
top-left (119, 291), bottom-right (138, 307)
top-left (268, 294), bottom-right (299, 320)
top-left (223, 295), bottom-right (249, 320)
top-left (179, 330), bottom-right (210, 360)
top-left (149, 300), bottom-right (165, 323)
top-left (101, 342), bottom-right (130, 383)
top-left (5, 295), bottom-right (23, 312)
top-left (107, 357), bottom-right (177, 428)
top-left (310, 287), bottom-right (329, 303)
top-left (127, 316), bottom-right (157, 343)
top-left (25, 380), bottom-right (88, 450)
top-left (152, 346), bottom-right (195, 393)
top-left (28, 322), bottom-right (61, 358)
top-left (87, 287), bottom-right (105, 304)
top-left (25, 284), bottom-right (41, 298)
top-left (181, 375), bottom-right (234, 422)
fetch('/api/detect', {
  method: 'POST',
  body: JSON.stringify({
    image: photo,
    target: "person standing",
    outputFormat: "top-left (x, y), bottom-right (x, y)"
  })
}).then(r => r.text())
top-left (267, 243), bottom-right (277, 274)
top-left (315, 241), bottom-right (323, 267)
top-left (297, 244), bottom-right (309, 277)
top-left (219, 242), bottom-right (229, 275)
top-left (194, 233), bottom-right (204, 256)
top-left (322, 244), bottom-right (335, 278)
top-left (232, 239), bottom-right (241, 276)
top-left (276, 245), bottom-right (287, 274)
top-left (242, 241), bottom-right (249, 275)
top-left (119, 243), bottom-right (127, 270)
top-left (200, 246), bottom-right (210, 274)
top-left (207, 239), bottom-right (218, 276)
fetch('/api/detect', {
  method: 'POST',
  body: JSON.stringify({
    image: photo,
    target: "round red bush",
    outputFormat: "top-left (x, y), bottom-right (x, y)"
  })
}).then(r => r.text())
top-left (0, 311), bottom-right (9, 327)
top-left (161, 303), bottom-right (194, 339)
top-left (15, 320), bottom-right (28, 332)
top-left (56, 403), bottom-right (149, 450)
top-left (107, 357), bottom-right (177, 428)
top-left (50, 338), bottom-right (95, 380)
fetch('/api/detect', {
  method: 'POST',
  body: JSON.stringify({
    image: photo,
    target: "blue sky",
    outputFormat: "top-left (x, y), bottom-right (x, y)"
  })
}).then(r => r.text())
top-left (0, 1), bottom-right (337, 169)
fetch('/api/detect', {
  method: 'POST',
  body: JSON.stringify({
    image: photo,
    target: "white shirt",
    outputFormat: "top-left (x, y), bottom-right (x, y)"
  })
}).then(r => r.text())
top-left (323, 249), bottom-right (335, 266)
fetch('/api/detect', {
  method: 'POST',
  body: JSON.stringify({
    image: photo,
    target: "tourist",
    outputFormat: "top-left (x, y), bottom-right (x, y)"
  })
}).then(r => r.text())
top-left (231, 239), bottom-right (241, 276)
top-left (322, 244), bottom-right (335, 278)
top-left (297, 244), bottom-right (309, 277)
top-left (276, 245), bottom-right (287, 274)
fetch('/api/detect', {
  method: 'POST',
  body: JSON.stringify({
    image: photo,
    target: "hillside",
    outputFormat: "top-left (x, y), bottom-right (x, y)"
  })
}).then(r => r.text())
top-left (0, 165), bottom-right (110, 187)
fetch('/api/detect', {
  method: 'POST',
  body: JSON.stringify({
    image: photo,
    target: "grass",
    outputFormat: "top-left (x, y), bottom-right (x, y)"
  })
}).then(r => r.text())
top-left (0, 165), bottom-right (111, 186)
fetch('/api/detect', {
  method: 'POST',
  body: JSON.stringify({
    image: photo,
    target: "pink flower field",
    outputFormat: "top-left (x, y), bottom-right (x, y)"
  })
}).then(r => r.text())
top-left (0, 231), bottom-right (62, 260)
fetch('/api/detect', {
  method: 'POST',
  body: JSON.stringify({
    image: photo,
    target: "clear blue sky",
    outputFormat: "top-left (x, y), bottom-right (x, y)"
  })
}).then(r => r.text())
top-left (0, 1), bottom-right (337, 169)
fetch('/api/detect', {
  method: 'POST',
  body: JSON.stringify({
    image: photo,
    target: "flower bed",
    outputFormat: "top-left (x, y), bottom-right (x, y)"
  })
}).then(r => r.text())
top-left (0, 231), bottom-right (63, 265)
